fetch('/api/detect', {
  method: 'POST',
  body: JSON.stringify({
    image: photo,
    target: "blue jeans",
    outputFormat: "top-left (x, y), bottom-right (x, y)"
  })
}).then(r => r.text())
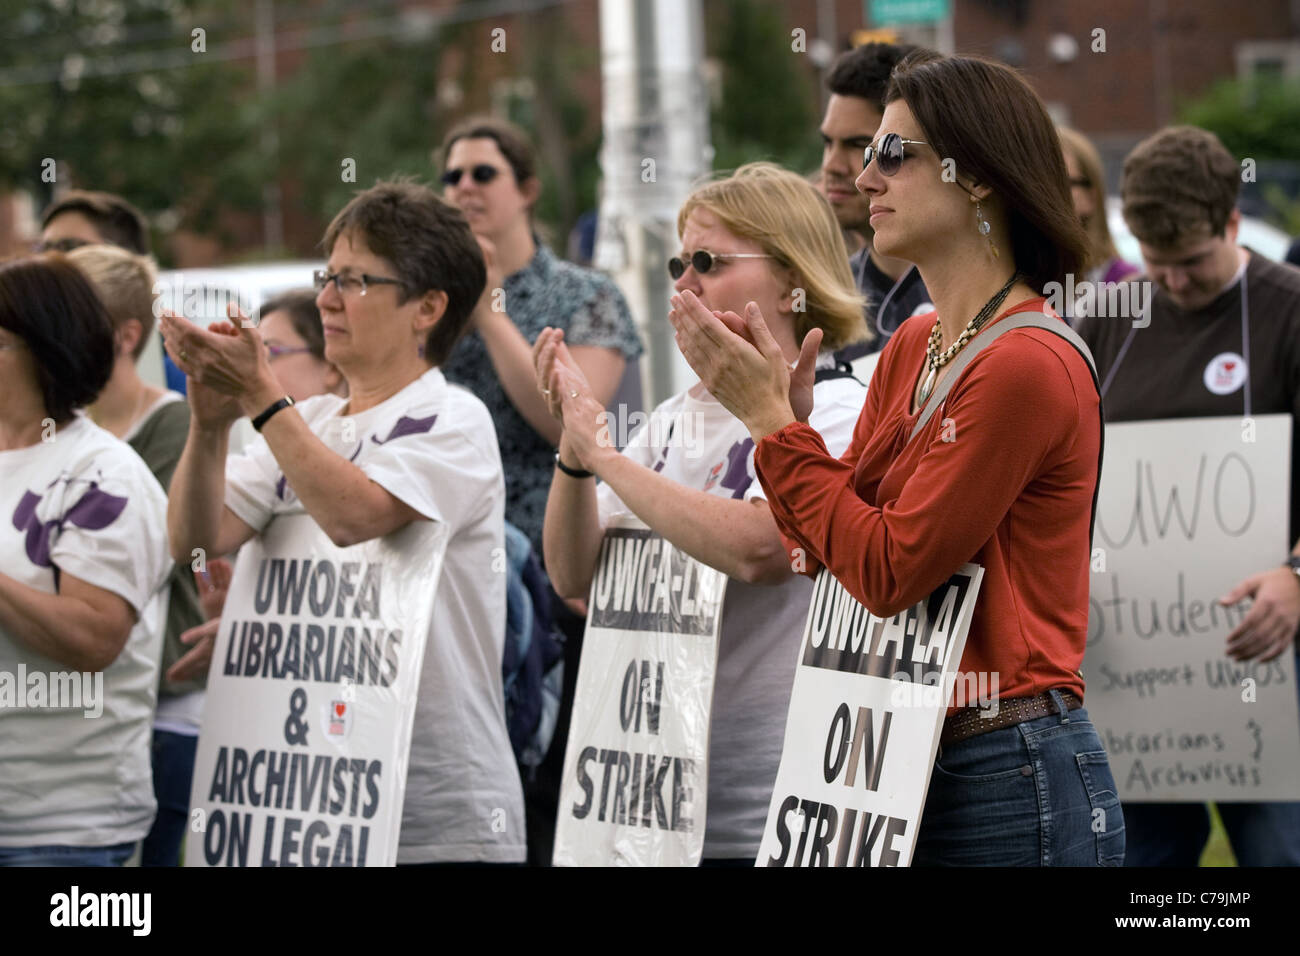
top-left (913, 690), bottom-right (1125, 866)
top-left (0, 842), bottom-right (134, 867)
top-left (141, 729), bottom-right (198, 867)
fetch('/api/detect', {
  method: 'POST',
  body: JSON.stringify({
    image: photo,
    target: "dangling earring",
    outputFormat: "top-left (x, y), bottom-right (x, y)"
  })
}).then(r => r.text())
top-left (975, 199), bottom-right (998, 259)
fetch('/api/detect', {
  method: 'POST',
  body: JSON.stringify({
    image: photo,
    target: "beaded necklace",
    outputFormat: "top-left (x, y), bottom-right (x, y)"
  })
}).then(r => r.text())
top-left (916, 272), bottom-right (1021, 407)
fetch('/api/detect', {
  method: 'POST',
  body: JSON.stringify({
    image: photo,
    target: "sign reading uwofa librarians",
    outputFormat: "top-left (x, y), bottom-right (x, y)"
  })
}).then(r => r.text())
top-left (553, 518), bottom-right (727, 867)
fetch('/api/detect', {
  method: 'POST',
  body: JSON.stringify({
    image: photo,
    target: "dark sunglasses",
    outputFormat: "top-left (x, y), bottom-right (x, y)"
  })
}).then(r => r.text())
top-left (667, 249), bottom-right (774, 280)
top-left (440, 164), bottom-right (501, 187)
top-left (862, 132), bottom-right (931, 176)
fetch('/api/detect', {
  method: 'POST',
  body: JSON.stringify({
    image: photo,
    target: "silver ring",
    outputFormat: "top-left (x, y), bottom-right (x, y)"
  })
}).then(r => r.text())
top-left (542, 389), bottom-right (550, 395)
top-left (569, 390), bottom-right (578, 399)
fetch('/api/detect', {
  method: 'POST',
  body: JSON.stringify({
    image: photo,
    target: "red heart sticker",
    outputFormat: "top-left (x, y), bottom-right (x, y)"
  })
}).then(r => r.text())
top-left (335, 703), bottom-right (345, 717)
top-left (1223, 361), bottom-right (1236, 371)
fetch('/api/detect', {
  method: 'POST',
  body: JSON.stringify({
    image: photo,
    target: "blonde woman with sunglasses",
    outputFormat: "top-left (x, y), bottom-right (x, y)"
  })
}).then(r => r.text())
top-left (535, 162), bottom-right (868, 865)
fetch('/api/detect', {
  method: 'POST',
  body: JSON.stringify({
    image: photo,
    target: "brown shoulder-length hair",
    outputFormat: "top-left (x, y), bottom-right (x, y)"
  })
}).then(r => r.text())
top-left (886, 53), bottom-right (1088, 293)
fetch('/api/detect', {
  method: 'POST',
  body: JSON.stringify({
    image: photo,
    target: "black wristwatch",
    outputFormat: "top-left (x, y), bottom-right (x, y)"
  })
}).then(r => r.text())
top-left (251, 395), bottom-right (295, 432)
top-left (1286, 555), bottom-right (1300, 578)
top-left (554, 452), bottom-right (594, 479)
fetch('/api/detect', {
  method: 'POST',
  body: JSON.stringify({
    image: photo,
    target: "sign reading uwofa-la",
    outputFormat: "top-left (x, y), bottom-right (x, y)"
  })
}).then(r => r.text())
top-left (758, 563), bottom-right (983, 867)
top-left (552, 518), bottom-right (727, 867)
top-left (186, 514), bottom-right (445, 867)
top-left (1083, 414), bottom-right (1300, 801)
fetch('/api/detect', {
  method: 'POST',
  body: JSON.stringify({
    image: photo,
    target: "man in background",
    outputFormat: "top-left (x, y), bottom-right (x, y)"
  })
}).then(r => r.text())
top-left (818, 42), bottom-right (933, 366)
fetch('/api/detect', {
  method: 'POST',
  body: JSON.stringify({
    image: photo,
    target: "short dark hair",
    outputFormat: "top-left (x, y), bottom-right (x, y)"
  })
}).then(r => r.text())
top-left (439, 115), bottom-right (538, 189)
top-left (1121, 126), bottom-right (1241, 248)
top-left (886, 53), bottom-right (1088, 293)
top-left (827, 41), bottom-right (922, 109)
top-left (259, 288), bottom-right (325, 361)
top-left (321, 180), bottom-right (485, 368)
top-left (0, 255), bottom-right (116, 423)
top-left (40, 190), bottom-right (151, 255)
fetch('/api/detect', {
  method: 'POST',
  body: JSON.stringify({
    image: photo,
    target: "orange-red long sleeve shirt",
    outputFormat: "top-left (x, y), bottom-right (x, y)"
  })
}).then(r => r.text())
top-left (755, 298), bottom-right (1100, 707)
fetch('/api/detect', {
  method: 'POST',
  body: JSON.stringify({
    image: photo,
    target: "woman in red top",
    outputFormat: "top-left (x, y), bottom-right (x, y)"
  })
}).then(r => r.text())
top-left (670, 52), bottom-right (1123, 866)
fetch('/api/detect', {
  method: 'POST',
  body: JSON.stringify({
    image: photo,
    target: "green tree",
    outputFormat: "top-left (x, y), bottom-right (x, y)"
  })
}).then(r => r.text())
top-left (0, 0), bottom-right (261, 262)
top-left (1178, 76), bottom-right (1300, 161)
top-left (707, 0), bottom-right (821, 176)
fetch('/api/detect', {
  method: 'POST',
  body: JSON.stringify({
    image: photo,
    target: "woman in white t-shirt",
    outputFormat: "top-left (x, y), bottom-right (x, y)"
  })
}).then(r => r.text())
top-left (534, 163), bottom-right (870, 863)
top-left (0, 255), bottom-right (171, 866)
top-left (161, 181), bottom-right (525, 865)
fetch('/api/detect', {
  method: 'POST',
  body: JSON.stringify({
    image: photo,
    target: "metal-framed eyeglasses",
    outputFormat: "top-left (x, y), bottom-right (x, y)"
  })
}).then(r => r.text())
top-left (862, 132), bottom-right (932, 176)
top-left (668, 249), bottom-right (775, 280)
top-left (313, 269), bottom-right (405, 297)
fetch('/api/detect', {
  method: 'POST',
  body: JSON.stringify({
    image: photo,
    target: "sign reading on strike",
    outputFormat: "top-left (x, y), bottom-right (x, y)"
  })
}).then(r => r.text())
top-left (1083, 415), bottom-right (1300, 801)
top-left (186, 514), bottom-right (446, 867)
top-left (552, 518), bottom-right (727, 866)
top-left (757, 563), bottom-right (983, 867)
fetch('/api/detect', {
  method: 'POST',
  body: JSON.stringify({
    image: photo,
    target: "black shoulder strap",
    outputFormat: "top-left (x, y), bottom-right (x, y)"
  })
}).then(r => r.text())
top-left (906, 312), bottom-right (1106, 543)
top-left (814, 359), bottom-right (865, 387)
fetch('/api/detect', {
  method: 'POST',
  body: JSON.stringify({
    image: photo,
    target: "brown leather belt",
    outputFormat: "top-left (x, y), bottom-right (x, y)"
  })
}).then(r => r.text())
top-left (940, 690), bottom-right (1083, 747)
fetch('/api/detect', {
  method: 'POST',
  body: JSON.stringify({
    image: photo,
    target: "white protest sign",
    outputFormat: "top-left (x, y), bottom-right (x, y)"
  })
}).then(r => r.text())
top-left (758, 563), bottom-right (984, 867)
top-left (552, 518), bottom-right (727, 867)
top-left (1083, 414), bottom-right (1300, 801)
top-left (186, 513), bottom-right (446, 866)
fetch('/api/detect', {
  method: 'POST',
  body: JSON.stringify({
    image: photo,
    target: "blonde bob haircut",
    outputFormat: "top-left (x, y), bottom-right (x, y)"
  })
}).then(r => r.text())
top-left (67, 244), bottom-right (159, 361)
top-left (676, 162), bottom-right (869, 352)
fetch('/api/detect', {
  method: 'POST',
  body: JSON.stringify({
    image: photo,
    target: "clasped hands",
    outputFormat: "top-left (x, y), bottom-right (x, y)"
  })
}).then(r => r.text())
top-left (160, 303), bottom-right (281, 429)
top-left (667, 291), bottom-right (818, 441)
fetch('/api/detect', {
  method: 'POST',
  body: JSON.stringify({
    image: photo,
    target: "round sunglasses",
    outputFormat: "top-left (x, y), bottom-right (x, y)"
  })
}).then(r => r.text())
top-left (862, 132), bottom-right (931, 176)
top-left (667, 249), bottom-right (774, 280)
top-left (440, 164), bottom-right (502, 187)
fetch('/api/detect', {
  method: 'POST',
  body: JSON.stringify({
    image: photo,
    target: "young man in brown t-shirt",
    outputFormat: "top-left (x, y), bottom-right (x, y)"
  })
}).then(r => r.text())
top-left (1077, 125), bottom-right (1300, 866)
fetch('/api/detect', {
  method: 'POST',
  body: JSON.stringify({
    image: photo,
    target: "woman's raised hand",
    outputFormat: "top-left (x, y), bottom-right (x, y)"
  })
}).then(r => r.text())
top-left (668, 291), bottom-right (819, 439)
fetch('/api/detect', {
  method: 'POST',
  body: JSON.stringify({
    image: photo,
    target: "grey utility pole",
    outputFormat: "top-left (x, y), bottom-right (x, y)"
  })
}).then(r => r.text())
top-left (595, 0), bottom-right (712, 407)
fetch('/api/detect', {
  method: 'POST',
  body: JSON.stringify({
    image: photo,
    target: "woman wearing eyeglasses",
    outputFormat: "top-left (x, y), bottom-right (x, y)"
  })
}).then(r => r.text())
top-left (670, 54), bottom-right (1122, 867)
top-left (162, 181), bottom-right (527, 865)
top-left (535, 162), bottom-right (869, 865)
top-left (254, 288), bottom-right (348, 403)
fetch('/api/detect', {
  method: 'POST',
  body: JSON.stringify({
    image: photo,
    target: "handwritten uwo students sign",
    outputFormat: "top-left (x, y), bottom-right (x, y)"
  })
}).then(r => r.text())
top-left (757, 563), bottom-right (983, 867)
top-left (553, 519), bottom-right (727, 866)
top-left (185, 514), bottom-right (446, 867)
top-left (1083, 414), bottom-right (1300, 801)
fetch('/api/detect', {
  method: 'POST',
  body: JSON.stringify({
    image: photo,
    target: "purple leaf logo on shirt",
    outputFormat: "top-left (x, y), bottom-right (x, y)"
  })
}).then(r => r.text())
top-left (371, 414), bottom-right (438, 446)
top-left (11, 480), bottom-right (129, 569)
top-left (702, 437), bottom-right (754, 499)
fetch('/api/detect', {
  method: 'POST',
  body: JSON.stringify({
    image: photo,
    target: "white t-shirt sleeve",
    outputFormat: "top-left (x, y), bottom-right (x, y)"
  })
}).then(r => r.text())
top-left (224, 434), bottom-right (283, 533)
top-left (742, 377), bottom-right (865, 502)
top-left (358, 422), bottom-right (500, 533)
top-left (50, 454), bottom-right (171, 616)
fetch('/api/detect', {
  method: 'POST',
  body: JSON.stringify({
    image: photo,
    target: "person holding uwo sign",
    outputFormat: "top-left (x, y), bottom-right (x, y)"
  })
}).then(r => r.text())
top-left (535, 162), bottom-right (869, 865)
top-left (671, 53), bottom-right (1124, 866)
top-left (0, 256), bottom-right (171, 866)
top-left (1076, 126), bottom-right (1300, 867)
top-left (161, 181), bottom-right (526, 865)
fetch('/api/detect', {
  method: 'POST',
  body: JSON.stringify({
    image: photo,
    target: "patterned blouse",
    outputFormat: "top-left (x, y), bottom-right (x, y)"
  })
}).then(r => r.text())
top-left (443, 240), bottom-right (643, 557)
